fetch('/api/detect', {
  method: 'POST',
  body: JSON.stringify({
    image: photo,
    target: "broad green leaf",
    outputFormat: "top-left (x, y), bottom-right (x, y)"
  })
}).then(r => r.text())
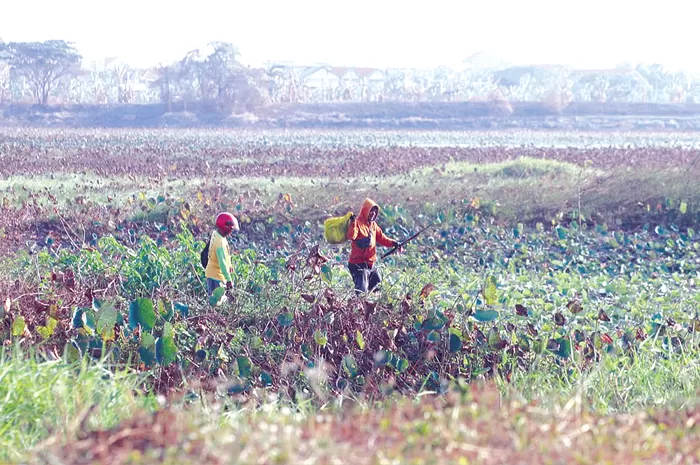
top-left (63, 341), bottom-right (81, 363)
top-left (208, 287), bottom-right (226, 307)
top-left (342, 355), bottom-right (359, 377)
top-left (277, 312), bottom-right (294, 327)
top-left (141, 332), bottom-right (156, 349)
top-left (488, 327), bottom-right (501, 348)
top-left (551, 337), bottom-right (572, 359)
top-left (82, 311), bottom-right (96, 334)
top-left (518, 334), bottom-right (531, 352)
top-left (680, 202), bottom-right (688, 214)
top-left (158, 300), bottom-right (174, 322)
top-left (355, 330), bottom-right (365, 350)
top-left (228, 381), bottom-right (249, 395)
top-left (321, 264), bottom-right (332, 284)
top-left (427, 331), bottom-right (441, 342)
top-left (72, 308), bottom-right (85, 328)
top-left (483, 275), bottom-right (498, 305)
top-left (217, 344), bottom-right (230, 362)
top-left (139, 346), bottom-right (156, 366)
top-left (472, 310), bottom-right (499, 322)
top-left (237, 356), bottom-right (253, 378)
top-left (36, 317), bottom-right (58, 339)
top-left (395, 358), bottom-right (409, 373)
top-left (259, 371), bottom-right (273, 386)
top-left (74, 332), bottom-right (90, 353)
top-left (46, 317), bottom-right (58, 333)
top-left (163, 321), bottom-right (174, 338)
top-left (12, 315), bottom-right (26, 337)
top-left (374, 350), bottom-right (390, 366)
top-left (250, 336), bottom-right (263, 349)
top-left (423, 309), bottom-right (449, 330)
top-left (556, 225), bottom-right (567, 240)
top-left (449, 333), bottom-right (462, 352)
top-left (592, 333), bottom-right (603, 350)
top-left (301, 343), bottom-right (313, 361)
top-left (155, 322), bottom-right (177, 366)
top-left (129, 298), bottom-right (156, 331)
top-left (314, 329), bottom-right (328, 347)
top-left (96, 303), bottom-right (118, 341)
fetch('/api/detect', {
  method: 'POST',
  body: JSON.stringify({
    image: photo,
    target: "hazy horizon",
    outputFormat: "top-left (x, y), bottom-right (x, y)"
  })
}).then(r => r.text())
top-left (1, 0), bottom-right (697, 74)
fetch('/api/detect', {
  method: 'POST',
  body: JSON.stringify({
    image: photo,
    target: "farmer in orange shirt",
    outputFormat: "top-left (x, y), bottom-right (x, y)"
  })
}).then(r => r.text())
top-left (346, 198), bottom-right (402, 295)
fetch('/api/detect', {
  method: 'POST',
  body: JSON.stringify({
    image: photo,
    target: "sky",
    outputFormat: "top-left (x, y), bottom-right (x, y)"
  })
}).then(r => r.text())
top-left (1, 0), bottom-right (697, 73)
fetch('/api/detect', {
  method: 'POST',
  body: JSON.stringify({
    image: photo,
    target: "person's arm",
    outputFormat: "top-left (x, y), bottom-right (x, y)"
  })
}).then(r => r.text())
top-left (375, 225), bottom-right (398, 248)
top-left (346, 214), bottom-right (359, 241)
top-left (216, 246), bottom-right (233, 284)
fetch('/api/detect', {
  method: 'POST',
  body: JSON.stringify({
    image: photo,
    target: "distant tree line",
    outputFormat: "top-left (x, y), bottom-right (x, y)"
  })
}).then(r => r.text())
top-left (1, 39), bottom-right (699, 112)
top-left (0, 40), bottom-right (268, 112)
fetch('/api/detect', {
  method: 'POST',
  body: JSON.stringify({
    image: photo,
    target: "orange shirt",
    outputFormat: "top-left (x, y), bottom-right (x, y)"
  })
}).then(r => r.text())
top-left (346, 198), bottom-right (396, 267)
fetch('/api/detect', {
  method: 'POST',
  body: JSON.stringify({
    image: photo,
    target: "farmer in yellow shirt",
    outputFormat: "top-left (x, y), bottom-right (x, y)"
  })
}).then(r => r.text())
top-left (205, 212), bottom-right (239, 296)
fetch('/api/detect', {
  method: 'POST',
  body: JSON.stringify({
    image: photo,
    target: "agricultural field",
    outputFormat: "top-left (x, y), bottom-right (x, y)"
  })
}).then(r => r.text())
top-left (0, 126), bottom-right (699, 464)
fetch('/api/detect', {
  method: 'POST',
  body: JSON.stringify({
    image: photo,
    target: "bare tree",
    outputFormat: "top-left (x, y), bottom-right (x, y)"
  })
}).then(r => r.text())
top-left (4, 40), bottom-right (81, 105)
top-left (104, 58), bottom-right (135, 103)
top-left (383, 70), bottom-right (406, 101)
top-left (151, 64), bottom-right (174, 111)
top-left (0, 39), bottom-right (10, 103)
top-left (0, 54), bottom-right (10, 104)
top-left (177, 50), bottom-right (208, 111)
top-left (266, 65), bottom-right (293, 103)
top-left (165, 42), bottom-right (270, 113)
top-left (88, 61), bottom-right (109, 104)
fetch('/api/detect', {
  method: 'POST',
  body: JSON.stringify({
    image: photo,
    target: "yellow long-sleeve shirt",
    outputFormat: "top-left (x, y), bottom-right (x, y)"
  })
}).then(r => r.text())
top-left (205, 231), bottom-right (233, 283)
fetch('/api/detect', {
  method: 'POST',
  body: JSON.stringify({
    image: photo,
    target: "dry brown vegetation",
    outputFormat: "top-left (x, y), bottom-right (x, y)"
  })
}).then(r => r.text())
top-left (29, 384), bottom-right (700, 465)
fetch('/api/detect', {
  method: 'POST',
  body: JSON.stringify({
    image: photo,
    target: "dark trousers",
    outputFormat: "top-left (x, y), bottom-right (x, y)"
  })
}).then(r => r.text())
top-left (207, 278), bottom-right (223, 296)
top-left (348, 263), bottom-right (381, 295)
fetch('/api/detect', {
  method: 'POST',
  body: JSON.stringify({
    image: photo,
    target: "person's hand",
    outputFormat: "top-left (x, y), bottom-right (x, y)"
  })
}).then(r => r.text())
top-left (226, 281), bottom-right (233, 290)
top-left (393, 241), bottom-right (404, 254)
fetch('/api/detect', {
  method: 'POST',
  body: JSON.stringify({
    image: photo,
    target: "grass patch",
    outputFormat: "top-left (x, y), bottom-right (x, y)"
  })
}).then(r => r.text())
top-left (490, 158), bottom-right (580, 178)
top-left (2, 156), bottom-right (697, 229)
top-left (0, 348), bottom-right (156, 463)
top-left (18, 382), bottom-right (700, 465)
top-left (0, 173), bottom-right (145, 206)
top-left (580, 168), bottom-right (700, 218)
top-left (418, 156), bottom-right (590, 179)
top-left (506, 345), bottom-right (700, 414)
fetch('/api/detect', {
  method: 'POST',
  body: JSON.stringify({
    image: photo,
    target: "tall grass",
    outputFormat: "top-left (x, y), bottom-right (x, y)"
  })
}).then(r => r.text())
top-left (504, 344), bottom-right (700, 414)
top-left (18, 370), bottom-right (700, 465)
top-left (3, 339), bottom-right (699, 464)
top-left (0, 347), bottom-right (156, 462)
